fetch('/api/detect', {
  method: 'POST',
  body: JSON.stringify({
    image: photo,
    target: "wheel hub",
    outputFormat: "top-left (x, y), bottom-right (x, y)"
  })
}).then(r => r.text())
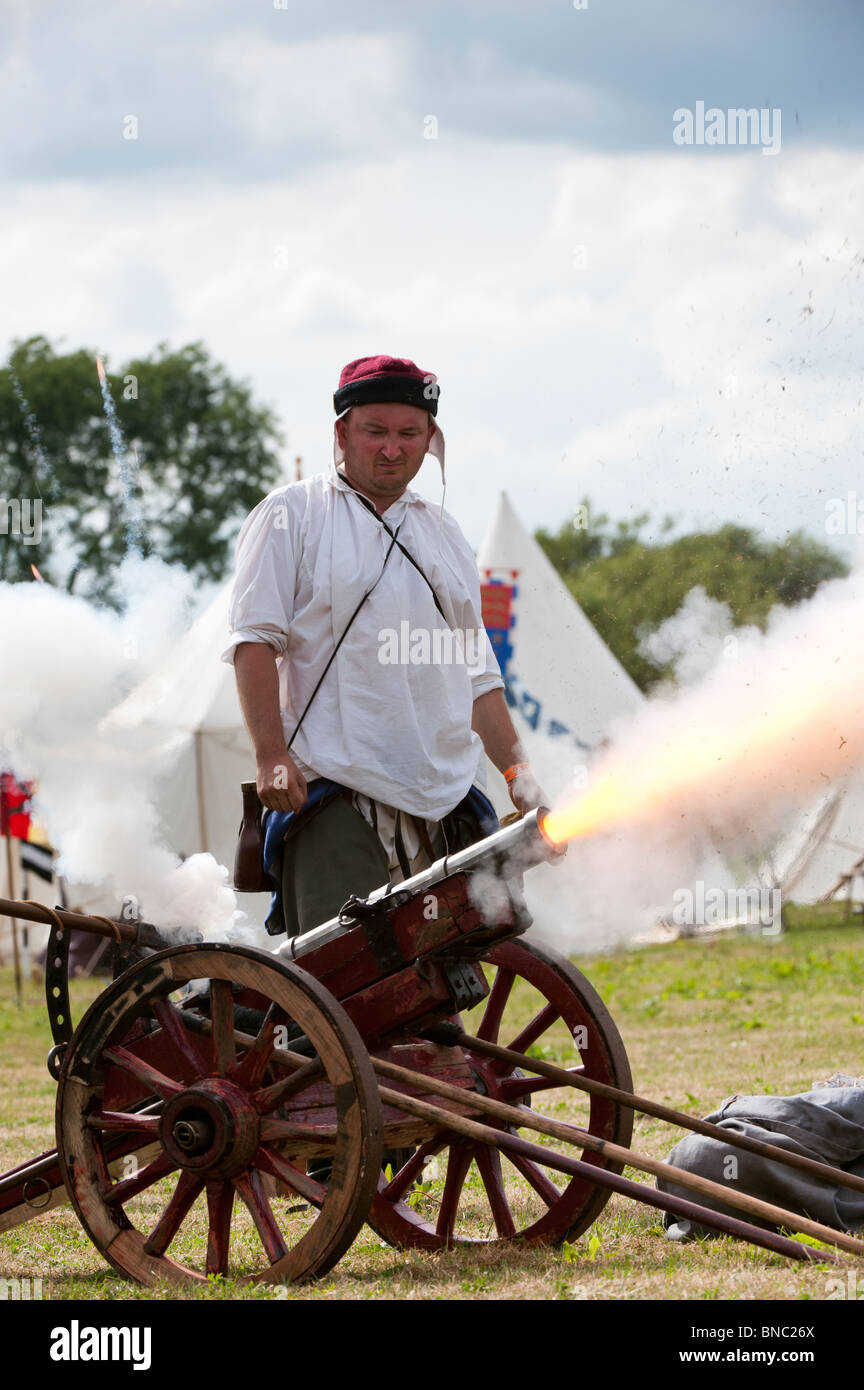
top-left (172, 1116), bottom-right (214, 1154)
top-left (160, 1080), bottom-right (260, 1178)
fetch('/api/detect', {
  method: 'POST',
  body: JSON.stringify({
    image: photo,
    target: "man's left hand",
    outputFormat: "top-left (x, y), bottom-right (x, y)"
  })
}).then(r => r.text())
top-left (506, 766), bottom-right (549, 816)
top-left (506, 767), bottom-right (567, 859)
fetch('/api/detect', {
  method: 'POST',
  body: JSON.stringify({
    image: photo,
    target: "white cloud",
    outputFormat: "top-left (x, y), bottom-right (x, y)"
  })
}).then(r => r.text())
top-left (210, 32), bottom-right (415, 156)
top-left (2, 135), bottom-right (863, 554)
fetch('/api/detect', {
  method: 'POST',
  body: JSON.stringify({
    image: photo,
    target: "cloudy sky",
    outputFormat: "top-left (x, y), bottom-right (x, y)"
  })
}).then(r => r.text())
top-left (2, 0), bottom-right (863, 554)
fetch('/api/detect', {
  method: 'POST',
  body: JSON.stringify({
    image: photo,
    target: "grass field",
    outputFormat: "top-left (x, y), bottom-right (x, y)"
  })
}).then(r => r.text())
top-left (1, 904), bottom-right (863, 1301)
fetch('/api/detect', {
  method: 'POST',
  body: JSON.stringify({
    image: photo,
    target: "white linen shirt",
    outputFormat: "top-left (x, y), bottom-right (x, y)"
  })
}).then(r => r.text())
top-left (222, 463), bottom-right (504, 821)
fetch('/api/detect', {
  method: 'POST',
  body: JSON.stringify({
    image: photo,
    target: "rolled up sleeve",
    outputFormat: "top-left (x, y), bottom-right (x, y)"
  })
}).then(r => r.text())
top-left (221, 492), bottom-right (298, 665)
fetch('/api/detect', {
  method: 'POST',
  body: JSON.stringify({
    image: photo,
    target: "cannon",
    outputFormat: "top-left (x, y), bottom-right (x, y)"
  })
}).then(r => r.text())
top-left (2, 807), bottom-right (864, 1287)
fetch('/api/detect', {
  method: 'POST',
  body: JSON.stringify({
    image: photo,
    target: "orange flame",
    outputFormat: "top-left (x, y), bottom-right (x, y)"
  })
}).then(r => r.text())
top-left (30, 564), bottom-right (44, 582)
top-left (541, 678), bottom-right (852, 848)
top-left (96, 356), bottom-right (106, 385)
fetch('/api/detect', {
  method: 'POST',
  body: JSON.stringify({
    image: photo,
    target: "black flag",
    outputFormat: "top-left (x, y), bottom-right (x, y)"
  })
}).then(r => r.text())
top-left (20, 839), bottom-right (54, 883)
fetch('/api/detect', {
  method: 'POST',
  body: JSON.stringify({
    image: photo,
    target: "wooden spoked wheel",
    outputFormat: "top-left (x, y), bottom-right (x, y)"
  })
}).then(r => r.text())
top-left (56, 944), bottom-right (382, 1286)
top-left (369, 938), bottom-right (632, 1250)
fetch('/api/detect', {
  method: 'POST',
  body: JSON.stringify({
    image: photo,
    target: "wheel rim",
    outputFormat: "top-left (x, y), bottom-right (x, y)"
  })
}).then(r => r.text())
top-left (369, 938), bottom-right (632, 1250)
top-left (56, 944), bottom-right (382, 1285)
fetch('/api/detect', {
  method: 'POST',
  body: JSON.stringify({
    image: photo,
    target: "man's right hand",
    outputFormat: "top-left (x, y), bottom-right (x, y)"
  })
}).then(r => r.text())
top-left (256, 750), bottom-right (308, 813)
top-left (233, 645), bottom-right (307, 812)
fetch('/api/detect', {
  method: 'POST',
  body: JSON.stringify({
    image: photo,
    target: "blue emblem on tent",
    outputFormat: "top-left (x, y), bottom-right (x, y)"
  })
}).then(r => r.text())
top-left (481, 571), bottom-right (592, 752)
top-left (480, 578), bottom-right (516, 678)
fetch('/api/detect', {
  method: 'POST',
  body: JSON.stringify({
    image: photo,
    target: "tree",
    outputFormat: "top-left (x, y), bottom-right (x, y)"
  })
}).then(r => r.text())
top-left (535, 498), bottom-right (668, 576)
top-left (0, 336), bottom-right (283, 604)
top-left (536, 510), bottom-right (850, 691)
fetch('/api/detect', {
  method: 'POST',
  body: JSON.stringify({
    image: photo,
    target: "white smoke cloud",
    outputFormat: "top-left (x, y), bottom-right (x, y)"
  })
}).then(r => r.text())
top-left (529, 565), bottom-right (864, 954)
top-left (5, 550), bottom-right (862, 963)
top-left (637, 586), bottom-right (761, 688)
top-left (0, 558), bottom-right (244, 939)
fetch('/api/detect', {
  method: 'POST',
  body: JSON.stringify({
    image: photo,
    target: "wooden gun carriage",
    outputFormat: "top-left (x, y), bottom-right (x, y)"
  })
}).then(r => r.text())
top-left (2, 808), bottom-right (863, 1286)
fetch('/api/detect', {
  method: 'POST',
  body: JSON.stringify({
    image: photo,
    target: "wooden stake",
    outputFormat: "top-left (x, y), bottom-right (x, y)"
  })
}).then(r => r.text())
top-left (374, 1083), bottom-right (831, 1264)
top-left (373, 1056), bottom-right (864, 1259)
top-left (447, 1027), bottom-right (864, 1198)
top-left (194, 729), bottom-right (209, 854)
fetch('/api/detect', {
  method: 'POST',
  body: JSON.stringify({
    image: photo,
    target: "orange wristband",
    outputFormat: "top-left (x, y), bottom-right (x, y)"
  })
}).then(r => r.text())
top-left (503, 762), bottom-right (530, 784)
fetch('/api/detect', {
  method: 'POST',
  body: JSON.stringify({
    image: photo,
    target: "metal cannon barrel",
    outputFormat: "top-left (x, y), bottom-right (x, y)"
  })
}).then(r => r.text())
top-left (0, 809), bottom-right (555, 963)
top-left (279, 806), bottom-right (557, 963)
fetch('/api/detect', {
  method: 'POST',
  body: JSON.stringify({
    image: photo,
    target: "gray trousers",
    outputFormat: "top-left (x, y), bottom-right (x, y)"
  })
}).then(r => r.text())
top-left (280, 794), bottom-right (419, 1176)
top-left (280, 793), bottom-right (391, 938)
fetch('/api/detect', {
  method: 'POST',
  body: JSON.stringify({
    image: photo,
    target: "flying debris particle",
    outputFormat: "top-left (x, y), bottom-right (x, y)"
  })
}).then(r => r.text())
top-left (95, 355), bottom-right (144, 555)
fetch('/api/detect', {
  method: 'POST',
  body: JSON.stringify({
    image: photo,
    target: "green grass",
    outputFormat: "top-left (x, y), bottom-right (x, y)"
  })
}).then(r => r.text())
top-left (1, 906), bottom-right (863, 1300)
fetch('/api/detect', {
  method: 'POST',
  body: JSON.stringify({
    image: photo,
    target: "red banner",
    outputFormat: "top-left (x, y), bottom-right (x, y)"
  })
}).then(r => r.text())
top-left (0, 771), bottom-right (33, 840)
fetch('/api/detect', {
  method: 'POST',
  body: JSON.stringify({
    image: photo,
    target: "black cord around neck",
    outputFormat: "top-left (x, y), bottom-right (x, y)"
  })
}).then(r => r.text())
top-left (339, 470), bottom-right (448, 622)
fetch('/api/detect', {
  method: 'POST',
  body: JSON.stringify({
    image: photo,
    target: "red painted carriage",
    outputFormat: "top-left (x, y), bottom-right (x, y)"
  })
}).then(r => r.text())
top-left (2, 810), bottom-right (861, 1284)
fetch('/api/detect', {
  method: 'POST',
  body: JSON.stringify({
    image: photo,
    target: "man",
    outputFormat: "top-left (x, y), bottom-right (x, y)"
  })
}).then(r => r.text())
top-left (223, 355), bottom-right (546, 937)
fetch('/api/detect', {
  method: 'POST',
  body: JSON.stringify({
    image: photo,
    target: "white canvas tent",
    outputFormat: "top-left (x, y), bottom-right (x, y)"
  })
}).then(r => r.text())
top-left (107, 580), bottom-right (261, 923)
top-left (476, 494), bottom-right (752, 944)
top-left (1, 585), bottom-right (259, 962)
top-left (476, 491), bottom-right (645, 813)
top-left (0, 837), bottom-right (56, 967)
top-left (764, 782), bottom-right (864, 905)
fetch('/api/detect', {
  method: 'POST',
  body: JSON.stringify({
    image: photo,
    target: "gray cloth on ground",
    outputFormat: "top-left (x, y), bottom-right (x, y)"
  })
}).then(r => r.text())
top-left (656, 1087), bottom-right (864, 1238)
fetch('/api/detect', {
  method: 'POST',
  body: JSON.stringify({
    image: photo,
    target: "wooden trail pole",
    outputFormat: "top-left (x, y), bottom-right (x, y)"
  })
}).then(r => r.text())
top-left (373, 1056), bottom-right (864, 1259)
top-left (375, 1084), bottom-right (831, 1264)
top-left (445, 1027), bottom-right (864, 1199)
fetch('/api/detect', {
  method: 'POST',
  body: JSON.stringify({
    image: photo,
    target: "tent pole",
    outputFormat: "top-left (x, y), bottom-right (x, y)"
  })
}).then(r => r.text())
top-left (194, 729), bottom-right (209, 854)
top-left (20, 868), bottom-right (31, 981)
top-left (4, 834), bottom-right (22, 1006)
